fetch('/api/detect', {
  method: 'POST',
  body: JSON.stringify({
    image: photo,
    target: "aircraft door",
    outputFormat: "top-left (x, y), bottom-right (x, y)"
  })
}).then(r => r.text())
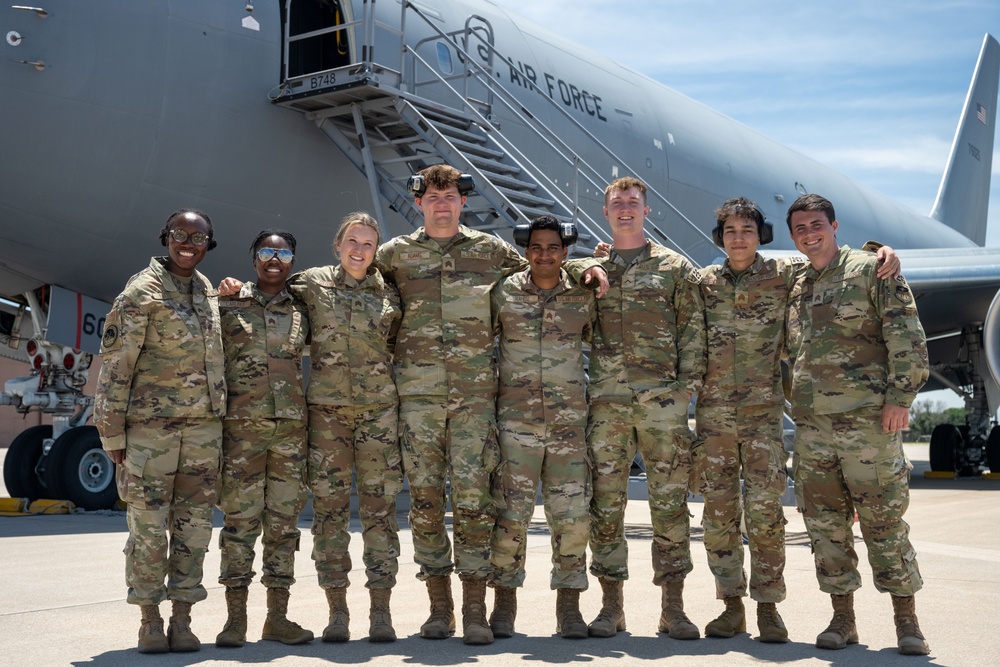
top-left (281, 0), bottom-right (353, 80)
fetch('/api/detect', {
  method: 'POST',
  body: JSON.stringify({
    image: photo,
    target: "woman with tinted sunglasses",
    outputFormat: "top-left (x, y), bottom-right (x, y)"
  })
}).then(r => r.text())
top-left (214, 229), bottom-right (313, 648)
top-left (94, 209), bottom-right (226, 654)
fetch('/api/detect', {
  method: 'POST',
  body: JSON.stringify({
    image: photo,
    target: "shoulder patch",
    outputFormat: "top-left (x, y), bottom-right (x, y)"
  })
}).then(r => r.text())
top-left (102, 324), bottom-right (119, 348)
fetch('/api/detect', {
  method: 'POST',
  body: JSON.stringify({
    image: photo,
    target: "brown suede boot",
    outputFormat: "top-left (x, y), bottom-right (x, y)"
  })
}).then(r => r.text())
top-left (461, 578), bottom-right (494, 645)
top-left (167, 600), bottom-right (200, 652)
top-left (369, 588), bottom-right (396, 643)
top-left (215, 587), bottom-right (248, 648)
top-left (262, 587), bottom-right (313, 645)
top-left (892, 595), bottom-right (930, 655)
top-left (137, 604), bottom-right (169, 654)
top-left (322, 587), bottom-right (350, 642)
top-left (555, 589), bottom-right (588, 639)
top-left (705, 596), bottom-right (746, 638)
top-left (658, 581), bottom-right (700, 639)
top-left (756, 602), bottom-right (789, 643)
top-left (488, 586), bottom-right (517, 638)
top-left (587, 578), bottom-right (626, 638)
top-left (419, 576), bottom-right (455, 639)
top-left (816, 592), bottom-right (859, 650)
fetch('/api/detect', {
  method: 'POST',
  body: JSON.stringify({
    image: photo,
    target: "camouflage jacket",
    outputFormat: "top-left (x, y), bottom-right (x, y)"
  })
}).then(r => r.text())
top-left (786, 245), bottom-right (928, 415)
top-left (286, 265), bottom-right (400, 407)
top-left (95, 257), bottom-right (226, 451)
top-left (492, 268), bottom-right (596, 426)
top-left (698, 254), bottom-right (803, 408)
top-left (219, 282), bottom-right (308, 421)
top-left (590, 241), bottom-right (706, 403)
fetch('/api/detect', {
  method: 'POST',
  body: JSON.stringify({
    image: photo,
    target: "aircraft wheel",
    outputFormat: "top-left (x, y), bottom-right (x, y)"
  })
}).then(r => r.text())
top-left (988, 426), bottom-right (1000, 473)
top-left (2, 425), bottom-right (52, 500)
top-left (928, 424), bottom-right (962, 472)
top-left (44, 426), bottom-right (118, 510)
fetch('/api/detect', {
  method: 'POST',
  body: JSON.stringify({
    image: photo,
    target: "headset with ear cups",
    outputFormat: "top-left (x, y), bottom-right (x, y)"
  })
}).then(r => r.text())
top-left (406, 173), bottom-right (476, 197)
top-left (512, 221), bottom-right (579, 248)
top-left (712, 202), bottom-right (773, 247)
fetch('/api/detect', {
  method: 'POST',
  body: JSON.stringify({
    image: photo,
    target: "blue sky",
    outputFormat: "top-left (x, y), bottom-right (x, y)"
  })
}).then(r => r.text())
top-left (506, 0), bottom-right (999, 245)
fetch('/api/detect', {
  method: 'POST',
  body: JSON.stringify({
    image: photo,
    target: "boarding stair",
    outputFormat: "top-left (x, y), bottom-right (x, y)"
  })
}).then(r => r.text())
top-left (271, 0), bottom-right (715, 261)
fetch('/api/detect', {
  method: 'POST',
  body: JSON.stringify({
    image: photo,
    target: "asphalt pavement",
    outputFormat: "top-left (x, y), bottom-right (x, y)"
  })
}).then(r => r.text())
top-left (0, 444), bottom-right (997, 667)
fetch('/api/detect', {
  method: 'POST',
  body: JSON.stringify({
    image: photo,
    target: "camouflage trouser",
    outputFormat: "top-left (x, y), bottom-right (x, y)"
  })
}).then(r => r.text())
top-left (491, 420), bottom-right (591, 590)
top-left (308, 403), bottom-right (402, 590)
top-left (793, 406), bottom-right (922, 596)
top-left (587, 394), bottom-right (693, 585)
top-left (399, 395), bottom-right (501, 581)
top-left (694, 403), bottom-right (788, 602)
top-left (217, 417), bottom-right (308, 589)
top-left (120, 417), bottom-right (222, 606)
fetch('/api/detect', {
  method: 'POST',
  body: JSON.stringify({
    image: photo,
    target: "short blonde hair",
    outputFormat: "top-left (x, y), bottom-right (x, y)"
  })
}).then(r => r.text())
top-left (604, 177), bottom-right (648, 206)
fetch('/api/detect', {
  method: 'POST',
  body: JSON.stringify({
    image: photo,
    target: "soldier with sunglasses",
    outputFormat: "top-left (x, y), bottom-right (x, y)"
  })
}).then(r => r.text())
top-left (214, 229), bottom-right (313, 648)
top-left (95, 209), bottom-right (226, 654)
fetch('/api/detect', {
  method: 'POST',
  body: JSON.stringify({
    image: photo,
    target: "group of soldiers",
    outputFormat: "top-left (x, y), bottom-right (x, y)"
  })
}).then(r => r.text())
top-left (95, 164), bottom-right (931, 657)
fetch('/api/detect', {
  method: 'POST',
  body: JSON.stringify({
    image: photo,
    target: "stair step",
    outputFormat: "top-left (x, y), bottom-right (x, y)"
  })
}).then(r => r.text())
top-left (497, 185), bottom-right (556, 208)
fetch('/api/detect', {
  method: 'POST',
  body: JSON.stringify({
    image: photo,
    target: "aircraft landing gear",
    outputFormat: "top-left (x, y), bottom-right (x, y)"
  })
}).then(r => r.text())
top-left (2, 424), bottom-right (52, 499)
top-left (928, 423), bottom-right (997, 475)
top-left (43, 425), bottom-right (117, 510)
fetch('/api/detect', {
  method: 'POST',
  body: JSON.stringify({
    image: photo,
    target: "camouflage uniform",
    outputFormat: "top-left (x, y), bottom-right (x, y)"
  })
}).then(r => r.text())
top-left (694, 254), bottom-right (800, 603)
top-left (786, 246), bottom-right (928, 596)
top-left (287, 265), bottom-right (404, 590)
top-left (95, 256), bottom-right (226, 606)
top-left (217, 282), bottom-right (309, 591)
top-left (373, 225), bottom-right (522, 582)
top-left (588, 241), bottom-right (706, 585)
top-left (376, 226), bottom-right (597, 580)
top-left (490, 269), bottom-right (596, 590)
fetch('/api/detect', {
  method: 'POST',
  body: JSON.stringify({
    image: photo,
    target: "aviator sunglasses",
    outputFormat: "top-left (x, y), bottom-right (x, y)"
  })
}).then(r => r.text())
top-left (169, 229), bottom-right (210, 246)
top-left (255, 247), bottom-right (295, 264)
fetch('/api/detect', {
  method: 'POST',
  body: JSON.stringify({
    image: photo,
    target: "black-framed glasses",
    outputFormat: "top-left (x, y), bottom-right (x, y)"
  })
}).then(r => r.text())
top-left (256, 248), bottom-right (294, 264)
top-left (169, 229), bottom-right (210, 246)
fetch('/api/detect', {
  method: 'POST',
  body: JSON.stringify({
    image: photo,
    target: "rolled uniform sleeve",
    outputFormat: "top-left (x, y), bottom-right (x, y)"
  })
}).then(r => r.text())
top-left (675, 264), bottom-right (707, 398)
top-left (877, 274), bottom-right (929, 407)
top-left (94, 295), bottom-right (147, 452)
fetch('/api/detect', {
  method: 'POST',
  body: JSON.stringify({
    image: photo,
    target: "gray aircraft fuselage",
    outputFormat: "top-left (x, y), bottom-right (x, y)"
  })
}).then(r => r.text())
top-left (0, 0), bottom-right (982, 306)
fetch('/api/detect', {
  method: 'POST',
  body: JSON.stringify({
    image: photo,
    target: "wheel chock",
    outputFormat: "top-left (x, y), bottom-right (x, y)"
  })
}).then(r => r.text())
top-left (0, 497), bottom-right (30, 515)
top-left (983, 472), bottom-right (1000, 481)
top-left (923, 471), bottom-right (956, 479)
top-left (27, 499), bottom-right (74, 514)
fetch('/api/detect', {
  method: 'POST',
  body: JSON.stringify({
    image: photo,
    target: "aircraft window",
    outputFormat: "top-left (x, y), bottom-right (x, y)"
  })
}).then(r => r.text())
top-left (436, 42), bottom-right (454, 75)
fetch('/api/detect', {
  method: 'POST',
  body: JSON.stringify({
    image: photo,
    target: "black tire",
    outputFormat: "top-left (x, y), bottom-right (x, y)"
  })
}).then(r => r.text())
top-left (3, 425), bottom-right (52, 499)
top-left (43, 426), bottom-right (118, 510)
top-left (988, 426), bottom-right (1000, 474)
top-left (929, 424), bottom-right (962, 472)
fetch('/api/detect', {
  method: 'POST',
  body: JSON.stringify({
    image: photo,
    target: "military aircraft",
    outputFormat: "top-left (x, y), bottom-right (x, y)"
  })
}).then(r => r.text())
top-left (1, 0), bottom-right (998, 509)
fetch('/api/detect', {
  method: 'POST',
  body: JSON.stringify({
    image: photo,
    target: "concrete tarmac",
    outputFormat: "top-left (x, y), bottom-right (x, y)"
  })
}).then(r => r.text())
top-left (1, 444), bottom-right (998, 667)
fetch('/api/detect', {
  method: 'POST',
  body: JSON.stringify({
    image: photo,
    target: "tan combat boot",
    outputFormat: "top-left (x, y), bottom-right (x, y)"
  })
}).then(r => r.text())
top-left (705, 596), bottom-right (746, 638)
top-left (555, 589), bottom-right (588, 639)
top-left (369, 588), bottom-right (396, 643)
top-left (816, 592), bottom-right (859, 650)
top-left (215, 587), bottom-right (249, 648)
top-left (891, 595), bottom-right (930, 655)
top-left (756, 602), bottom-right (789, 643)
top-left (167, 600), bottom-right (201, 652)
top-left (658, 581), bottom-right (700, 639)
top-left (322, 587), bottom-right (350, 642)
top-left (461, 578), bottom-right (494, 645)
top-left (587, 578), bottom-right (626, 638)
top-left (488, 586), bottom-right (517, 638)
top-left (419, 576), bottom-right (455, 639)
top-left (262, 587), bottom-right (313, 645)
top-left (137, 604), bottom-right (169, 654)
